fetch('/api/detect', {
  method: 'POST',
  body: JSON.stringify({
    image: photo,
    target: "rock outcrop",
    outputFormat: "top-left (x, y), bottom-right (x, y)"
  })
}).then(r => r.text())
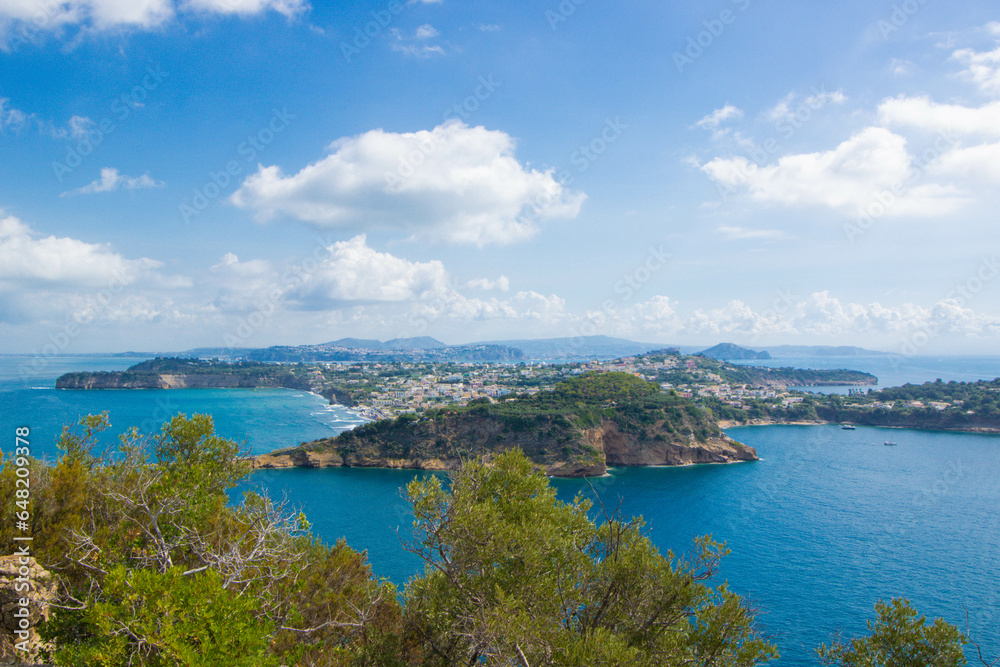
top-left (0, 556), bottom-right (55, 666)
top-left (253, 414), bottom-right (757, 478)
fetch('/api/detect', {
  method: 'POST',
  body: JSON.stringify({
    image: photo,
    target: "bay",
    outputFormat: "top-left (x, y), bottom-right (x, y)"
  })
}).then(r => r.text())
top-left (0, 355), bottom-right (365, 459)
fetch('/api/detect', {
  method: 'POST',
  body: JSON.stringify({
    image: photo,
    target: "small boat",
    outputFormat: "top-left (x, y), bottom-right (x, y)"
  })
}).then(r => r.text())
top-left (841, 424), bottom-right (856, 430)
top-left (883, 441), bottom-right (897, 446)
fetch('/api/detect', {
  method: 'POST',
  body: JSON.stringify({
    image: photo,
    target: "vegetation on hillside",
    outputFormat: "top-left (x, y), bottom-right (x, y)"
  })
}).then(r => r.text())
top-left (292, 372), bottom-right (732, 469)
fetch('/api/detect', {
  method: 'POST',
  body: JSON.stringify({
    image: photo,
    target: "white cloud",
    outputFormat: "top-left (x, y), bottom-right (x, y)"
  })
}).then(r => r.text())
top-left (878, 95), bottom-right (1000, 137)
top-left (466, 275), bottom-right (510, 291)
top-left (694, 105), bottom-right (743, 140)
top-left (766, 88), bottom-right (846, 124)
top-left (61, 167), bottom-right (164, 196)
top-left (695, 105), bottom-right (742, 130)
top-left (0, 0), bottom-right (173, 30)
top-left (701, 127), bottom-right (964, 216)
top-left (929, 141), bottom-right (1000, 183)
top-left (390, 24), bottom-right (445, 57)
top-left (231, 120), bottom-right (585, 246)
top-left (952, 41), bottom-right (1000, 95)
top-left (0, 97), bottom-right (29, 132)
top-left (414, 23), bottom-right (437, 39)
top-left (182, 0), bottom-right (308, 18)
top-left (287, 235), bottom-right (450, 308)
top-left (0, 213), bottom-right (161, 289)
top-left (0, 0), bottom-right (308, 40)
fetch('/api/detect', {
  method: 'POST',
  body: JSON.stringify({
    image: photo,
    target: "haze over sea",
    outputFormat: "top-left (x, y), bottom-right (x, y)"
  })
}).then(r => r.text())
top-left (2, 353), bottom-right (999, 666)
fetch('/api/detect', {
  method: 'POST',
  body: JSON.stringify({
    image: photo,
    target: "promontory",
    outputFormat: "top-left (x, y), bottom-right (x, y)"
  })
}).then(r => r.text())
top-left (253, 372), bottom-right (758, 478)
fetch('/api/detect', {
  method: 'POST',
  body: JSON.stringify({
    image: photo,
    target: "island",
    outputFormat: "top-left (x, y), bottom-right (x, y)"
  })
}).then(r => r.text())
top-left (253, 372), bottom-right (759, 477)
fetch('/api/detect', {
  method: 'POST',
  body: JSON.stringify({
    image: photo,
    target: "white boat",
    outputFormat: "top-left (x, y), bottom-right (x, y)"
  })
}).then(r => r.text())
top-left (883, 441), bottom-right (897, 446)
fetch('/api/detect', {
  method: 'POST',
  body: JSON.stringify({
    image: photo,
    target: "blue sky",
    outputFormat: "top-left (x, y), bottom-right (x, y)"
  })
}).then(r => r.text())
top-left (1, 0), bottom-right (999, 354)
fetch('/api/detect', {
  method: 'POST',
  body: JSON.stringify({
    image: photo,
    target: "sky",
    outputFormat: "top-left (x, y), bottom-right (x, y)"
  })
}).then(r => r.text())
top-left (1, 0), bottom-right (999, 355)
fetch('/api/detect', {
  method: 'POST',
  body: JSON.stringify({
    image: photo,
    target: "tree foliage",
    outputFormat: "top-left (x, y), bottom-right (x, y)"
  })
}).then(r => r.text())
top-left (817, 598), bottom-right (968, 667)
top-left (402, 449), bottom-right (778, 666)
top-left (1, 413), bottom-right (401, 667)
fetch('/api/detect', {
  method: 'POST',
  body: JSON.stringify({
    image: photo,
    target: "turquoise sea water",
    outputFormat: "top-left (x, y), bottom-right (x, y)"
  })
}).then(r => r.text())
top-left (0, 355), bottom-right (366, 459)
top-left (2, 354), bottom-right (999, 664)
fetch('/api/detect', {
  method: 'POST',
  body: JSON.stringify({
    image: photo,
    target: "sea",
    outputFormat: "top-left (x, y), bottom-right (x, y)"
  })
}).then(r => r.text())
top-left (2, 353), bottom-right (999, 665)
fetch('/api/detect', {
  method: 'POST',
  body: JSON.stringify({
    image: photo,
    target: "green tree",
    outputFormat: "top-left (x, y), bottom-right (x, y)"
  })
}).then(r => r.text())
top-left (817, 598), bottom-right (968, 667)
top-left (1, 413), bottom-right (403, 667)
top-left (402, 449), bottom-right (777, 666)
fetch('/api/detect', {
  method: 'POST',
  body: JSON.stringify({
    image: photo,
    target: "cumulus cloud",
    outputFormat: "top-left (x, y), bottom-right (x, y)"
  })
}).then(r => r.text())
top-left (701, 127), bottom-right (965, 216)
top-left (0, 213), bottom-right (162, 289)
top-left (231, 120), bottom-right (585, 246)
top-left (930, 141), bottom-right (1000, 183)
top-left (61, 167), bottom-right (164, 196)
top-left (287, 235), bottom-right (451, 308)
top-left (878, 95), bottom-right (1000, 137)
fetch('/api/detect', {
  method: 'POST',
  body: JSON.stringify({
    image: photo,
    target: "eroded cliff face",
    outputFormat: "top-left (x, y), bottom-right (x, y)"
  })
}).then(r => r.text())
top-left (583, 421), bottom-right (757, 467)
top-left (56, 372), bottom-right (310, 391)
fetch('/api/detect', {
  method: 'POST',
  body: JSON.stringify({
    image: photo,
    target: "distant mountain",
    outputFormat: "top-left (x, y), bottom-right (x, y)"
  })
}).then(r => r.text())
top-left (381, 337), bottom-right (447, 350)
top-left (320, 337), bottom-right (447, 351)
top-left (323, 338), bottom-right (386, 350)
top-left (481, 336), bottom-right (668, 361)
top-left (697, 343), bottom-right (771, 360)
top-left (760, 345), bottom-right (889, 357)
top-left (184, 340), bottom-right (519, 363)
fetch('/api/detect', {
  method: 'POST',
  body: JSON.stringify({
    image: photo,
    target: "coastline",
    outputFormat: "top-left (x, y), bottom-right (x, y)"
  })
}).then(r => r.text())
top-left (717, 418), bottom-right (1000, 435)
